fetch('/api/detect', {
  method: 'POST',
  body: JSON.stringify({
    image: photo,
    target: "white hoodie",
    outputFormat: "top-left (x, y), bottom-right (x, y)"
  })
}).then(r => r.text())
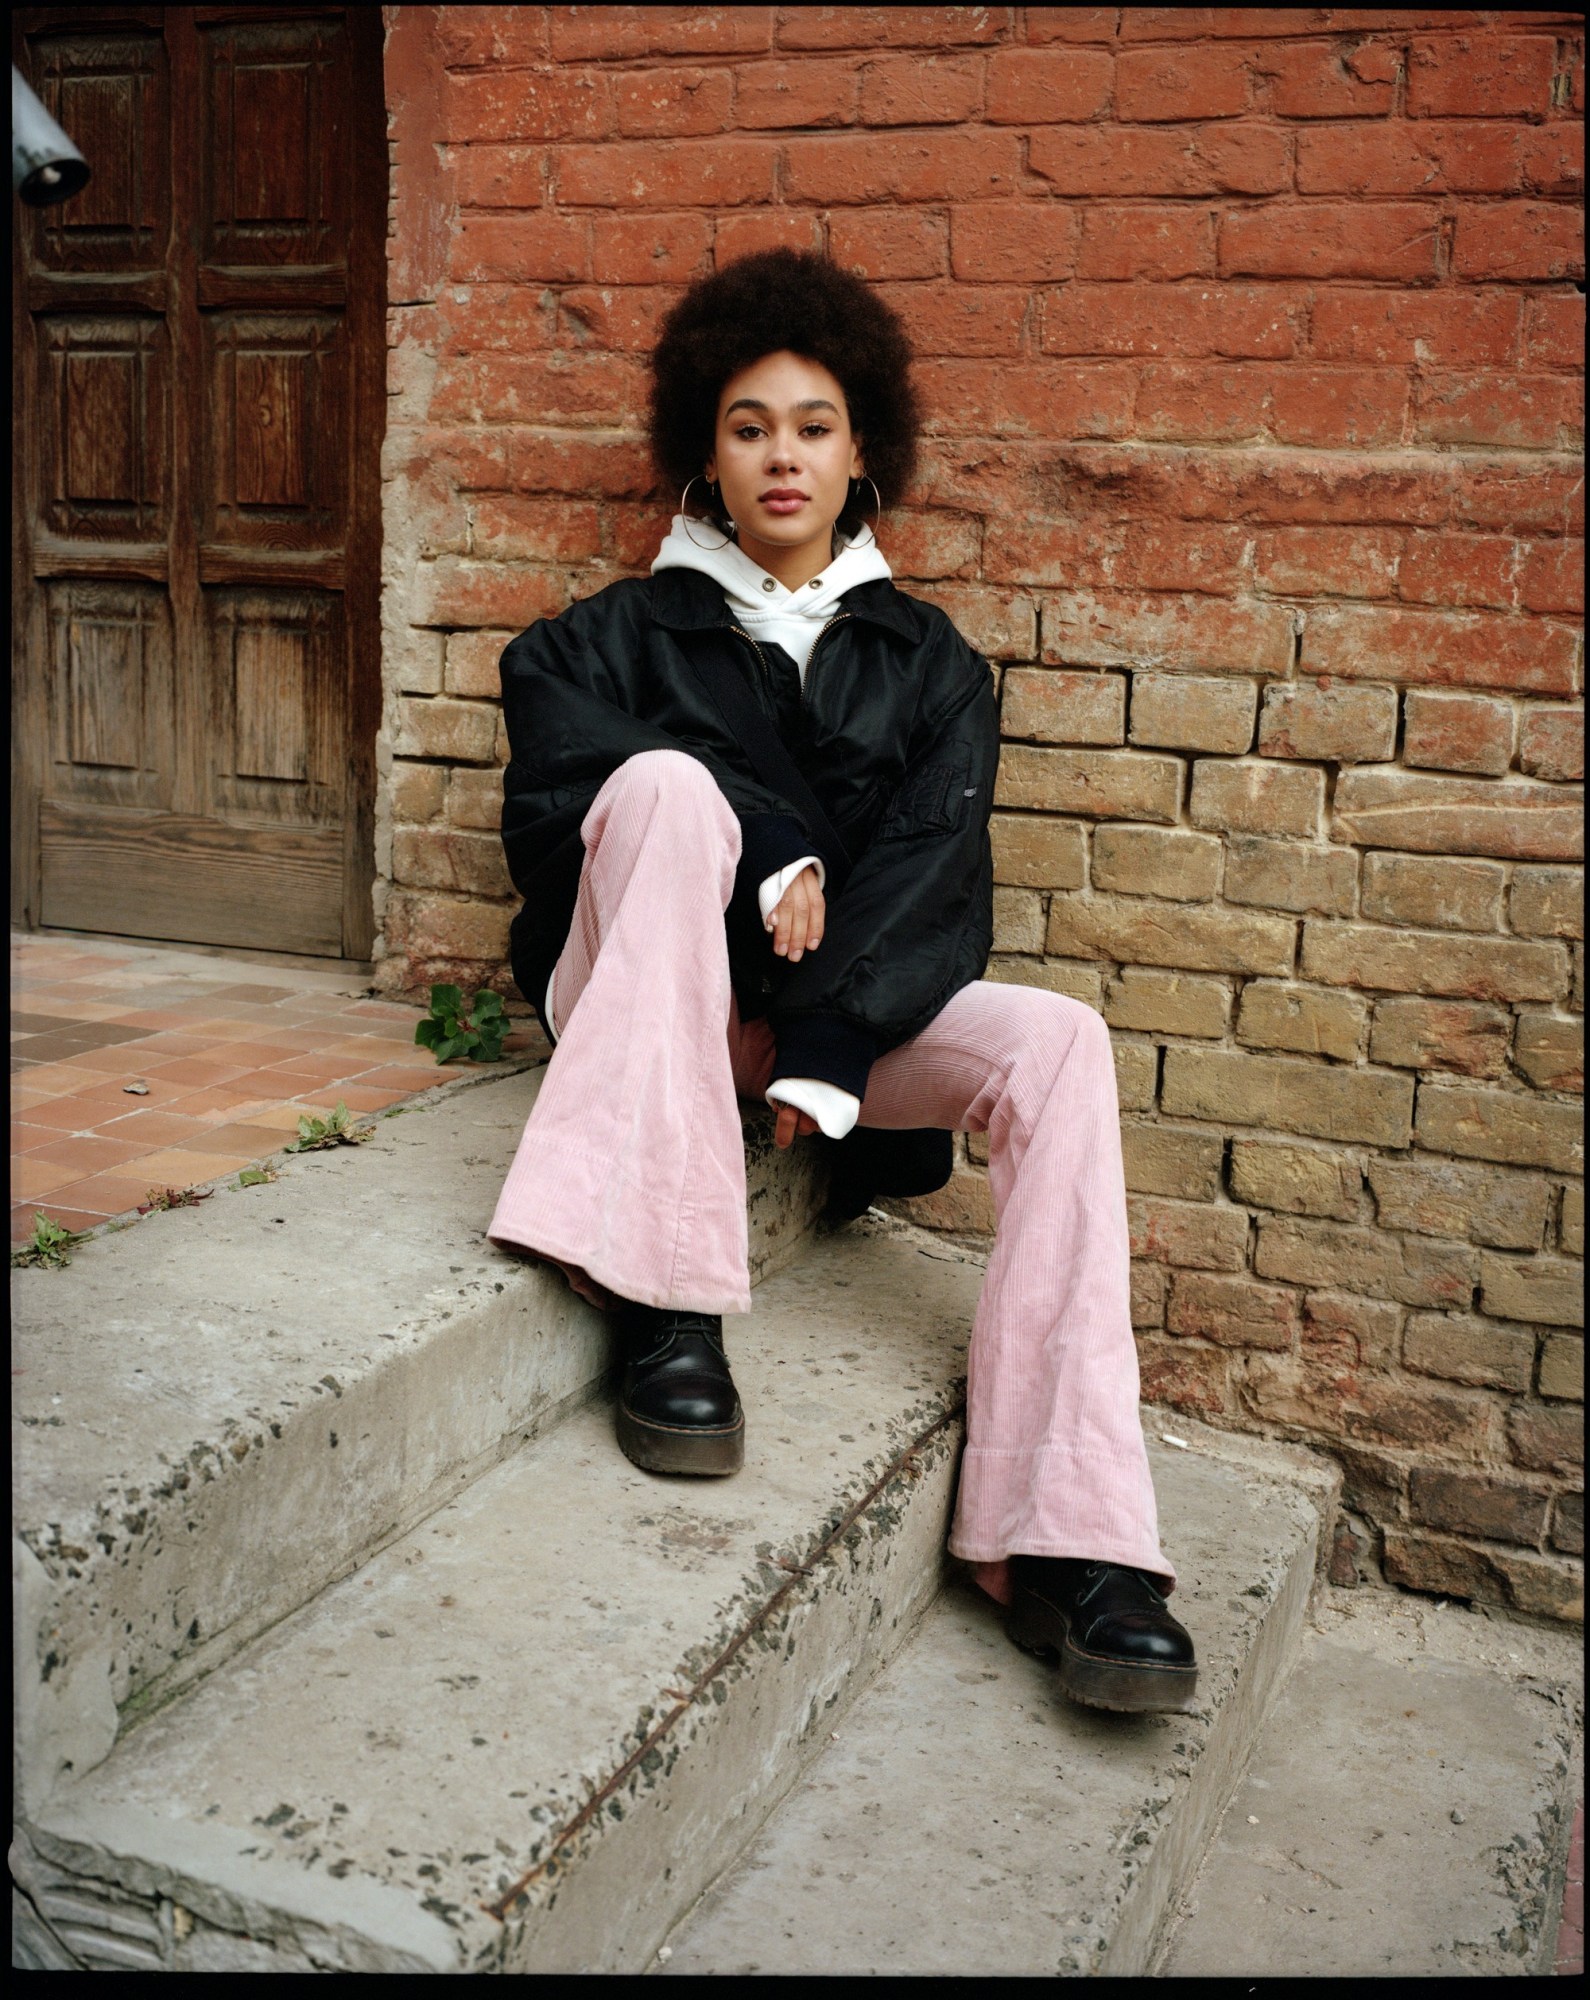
top-left (645, 516), bottom-right (894, 1141)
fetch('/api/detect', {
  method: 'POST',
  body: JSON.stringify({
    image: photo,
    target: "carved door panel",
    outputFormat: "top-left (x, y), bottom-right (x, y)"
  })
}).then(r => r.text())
top-left (11, 5), bottom-right (383, 957)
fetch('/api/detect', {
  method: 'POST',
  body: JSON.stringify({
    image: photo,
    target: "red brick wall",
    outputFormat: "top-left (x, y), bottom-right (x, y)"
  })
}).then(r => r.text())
top-left (379, 6), bottom-right (1584, 1618)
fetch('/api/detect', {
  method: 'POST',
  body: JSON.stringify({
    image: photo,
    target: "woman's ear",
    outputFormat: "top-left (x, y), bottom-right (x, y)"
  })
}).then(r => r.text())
top-left (850, 440), bottom-right (864, 479)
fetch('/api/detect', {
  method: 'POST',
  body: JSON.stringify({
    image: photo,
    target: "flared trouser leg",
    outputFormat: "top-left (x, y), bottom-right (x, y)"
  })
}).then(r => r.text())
top-left (835, 981), bottom-right (1171, 1591)
top-left (487, 750), bottom-right (755, 1316)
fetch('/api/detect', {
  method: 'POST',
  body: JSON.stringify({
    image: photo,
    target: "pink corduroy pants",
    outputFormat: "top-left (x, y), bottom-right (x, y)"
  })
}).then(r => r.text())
top-left (489, 751), bottom-right (1173, 1591)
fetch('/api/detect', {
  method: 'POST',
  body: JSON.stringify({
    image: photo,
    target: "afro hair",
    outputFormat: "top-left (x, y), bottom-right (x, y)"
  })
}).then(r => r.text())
top-left (648, 246), bottom-right (921, 539)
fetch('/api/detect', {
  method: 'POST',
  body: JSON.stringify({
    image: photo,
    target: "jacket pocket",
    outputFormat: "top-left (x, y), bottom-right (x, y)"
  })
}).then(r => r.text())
top-left (878, 748), bottom-right (971, 841)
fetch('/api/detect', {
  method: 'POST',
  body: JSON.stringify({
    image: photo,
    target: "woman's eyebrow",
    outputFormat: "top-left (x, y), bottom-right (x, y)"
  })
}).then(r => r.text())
top-left (723, 397), bottom-right (842, 418)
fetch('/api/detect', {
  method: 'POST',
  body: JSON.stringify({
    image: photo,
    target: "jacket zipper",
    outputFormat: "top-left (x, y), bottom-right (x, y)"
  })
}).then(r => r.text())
top-left (801, 610), bottom-right (849, 708)
top-left (728, 624), bottom-right (774, 708)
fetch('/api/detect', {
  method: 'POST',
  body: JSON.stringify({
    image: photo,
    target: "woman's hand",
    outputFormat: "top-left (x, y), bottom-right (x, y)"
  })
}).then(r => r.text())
top-left (768, 868), bottom-right (825, 963)
top-left (774, 1103), bottom-right (820, 1149)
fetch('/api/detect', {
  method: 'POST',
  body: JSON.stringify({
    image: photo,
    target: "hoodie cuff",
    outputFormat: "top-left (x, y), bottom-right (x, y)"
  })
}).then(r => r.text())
top-left (731, 812), bottom-right (816, 930)
top-left (769, 1014), bottom-right (879, 1102)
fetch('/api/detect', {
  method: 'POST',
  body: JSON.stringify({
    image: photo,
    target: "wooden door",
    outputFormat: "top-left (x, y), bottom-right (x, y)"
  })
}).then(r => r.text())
top-left (11, 5), bottom-right (384, 959)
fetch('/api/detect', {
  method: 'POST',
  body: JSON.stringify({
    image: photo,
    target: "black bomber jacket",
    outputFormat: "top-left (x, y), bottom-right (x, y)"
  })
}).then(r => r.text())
top-left (497, 565), bottom-right (999, 1111)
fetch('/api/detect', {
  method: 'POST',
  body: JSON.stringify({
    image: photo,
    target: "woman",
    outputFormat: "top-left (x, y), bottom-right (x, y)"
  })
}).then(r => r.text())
top-left (490, 249), bottom-right (1196, 1715)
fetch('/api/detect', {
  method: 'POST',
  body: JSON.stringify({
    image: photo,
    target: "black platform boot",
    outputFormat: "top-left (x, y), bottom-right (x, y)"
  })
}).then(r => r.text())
top-left (1006, 1556), bottom-right (1198, 1713)
top-left (614, 1302), bottom-right (744, 1476)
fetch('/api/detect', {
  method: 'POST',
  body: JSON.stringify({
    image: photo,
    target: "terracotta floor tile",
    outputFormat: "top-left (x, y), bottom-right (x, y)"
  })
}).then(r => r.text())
top-left (156, 1087), bottom-right (278, 1123)
top-left (126, 1146), bottom-right (247, 1184)
top-left (62, 1074), bottom-right (202, 1112)
top-left (49, 1171), bottom-right (153, 1218)
top-left (11, 1155), bottom-right (89, 1198)
top-left (10, 1062), bottom-right (99, 1095)
top-left (13, 1204), bottom-right (105, 1241)
top-left (326, 1086), bottom-right (408, 1112)
top-left (17, 1093), bottom-right (113, 1131)
top-left (175, 1020), bottom-right (270, 1042)
top-left (27, 1132), bottom-right (157, 1176)
top-left (218, 1040), bottom-right (320, 1066)
top-left (181, 1122), bottom-right (292, 1156)
top-left (57, 1046), bottom-right (157, 1077)
top-left (139, 1058), bottom-right (256, 1087)
top-left (250, 1058), bottom-right (370, 1088)
top-left (356, 1062), bottom-right (471, 1091)
top-left (11, 1121), bottom-right (58, 1153)
top-left (116, 1032), bottom-right (221, 1059)
top-left (245, 1101), bottom-right (338, 1130)
top-left (84, 1108), bottom-right (211, 1148)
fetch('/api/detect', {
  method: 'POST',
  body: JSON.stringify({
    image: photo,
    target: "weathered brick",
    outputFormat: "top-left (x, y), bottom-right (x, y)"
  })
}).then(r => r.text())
top-left (1236, 980), bottom-right (1367, 1061)
top-left (1046, 896), bottom-right (1296, 976)
top-left (1479, 1251), bottom-right (1584, 1329)
top-left (1122, 1122), bottom-right (1225, 1200)
top-left (1540, 1334), bottom-right (1584, 1402)
top-left (1368, 1156), bottom-right (1552, 1251)
top-left (395, 696), bottom-right (500, 765)
top-left (1135, 1335), bottom-right (1233, 1419)
top-left (987, 956), bottom-right (1105, 1010)
top-left (1221, 201), bottom-right (1441, 283)
top-left (1238, 1352), bottom-right (1493, 1456)
top-left (1554, 1493), bottom-right (1585, 1558)
top-left (1116, 42), bottom-right (1252, 122)
top-left (1131, 1259), bottom-right (1169, 1330)
top-left (992, 887), bottom-right (1045, 954)
top-left (446, 767), bottom-right (504, 833)
top-left (1229, 1138), bottom-right (1362, 1221)
top-left (1167, 1270), bottom-right (1298, 1351)
top-left (387, 890), bottom-right (513, 969)
top-left (1001, 669), bottom-right (1126, 746)
top-left (1129, 1195), bottom-right (1250, 1272)
top-left (1402, 690), bottom-right (1514, 777)
top-left (1361, 854), bottom-right (1506, 934)
top-left (1114, 1039), bottom-right (1160, 1112)
top-left (1256, 680), bottom-right (1398, 764)
top-left (984, 45), bottom-right (1113, 121)
top-left (1515, 1012), bottom-right (1584, 1093)
top-left (1164, 1047), bottom-right (1412, 1146)
top-left (1508, 1402), bottom-right (1584, 1472)
top-left (1333, 1438), bottom-right (1407, 1519)
top-left (1039, 591), bottom-right (1294, 676)
top-left (1223, 836), bottom-right (1357, 917)
top-left (1130, 675), bottom-right (1257, 754)
top-left (1077, 205), bottom-right (1216, 283)
top-left (1454, 201), bottom-right (1585, 283)
top-left (1383, 1532), bottom-right (1581, 1622)
top-left (1369, 996), bottom-right (1512, 1078)
top-left (1405, 32), bottom-right (1558, 120)
top-left (994, 746), bottom-right (1182, 822)
top-left (1510, 867), bottom-right (1585, 941)
top-left (886, 1159), bottom-right (995, 1237)
top-left (1416, 1083), bottom-right (1585, 1174)
top-left (1030, 127), bottom-right (1291, 204)
top-left (390, 762), bottom-right (446, 824)
top-left (1255, 1216), bottom-right (1476, 1309)
top-left (394, 629), bottom-right (446, 695)
top-left (1105, 968), bottom-right (1229, 1039)
top-left (1562, 1184), bottom-right (1584, 1258)
top-left (1091, 826), bottom-right (1223, 902)
top-left (1404, 1310), bottom-right (1537, 1392)
top-left (1190, 760), bottom-right (1324, 839)
top-left (1301, 921), bottom-right (1567, 1004)
top-left (445, 629), bottom-right (516, 700)
top-left (989, 814), bottom-right (1086, 889)
top-left (1303, 1291), bottom-right (1402, 1371)
top-left (1399, 532), bottom-right (1528, 614)
top-left (1303, 604), bottom-right (1578, 697)
top-left (1312, 289), bottom-right (1520, 368)
top-left (392, 827), bottom-right (514, 899)
top-left (1519, 706), bottom-right (1585, 784)
top-left (1335, 770), bottom-right (1585, 864)
top-left (1409, 1468), bottom-right (1550, 1547)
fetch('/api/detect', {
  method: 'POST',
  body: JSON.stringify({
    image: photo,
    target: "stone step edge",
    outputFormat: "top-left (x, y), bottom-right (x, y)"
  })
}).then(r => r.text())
top-left (492, 1397), bottom-right (966, 1926)
top-left (14, 1072), bottom-right (830, 1824)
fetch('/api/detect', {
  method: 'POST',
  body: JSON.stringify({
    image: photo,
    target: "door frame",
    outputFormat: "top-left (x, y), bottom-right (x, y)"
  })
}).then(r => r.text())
top-left (9, 3), bottom-right (386, 961)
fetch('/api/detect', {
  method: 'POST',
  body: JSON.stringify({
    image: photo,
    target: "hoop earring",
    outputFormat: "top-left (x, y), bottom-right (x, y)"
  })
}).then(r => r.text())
top-left (680, 474), bottom-right (735, 550)
top-left (845, 474), bottom-right (883, 549)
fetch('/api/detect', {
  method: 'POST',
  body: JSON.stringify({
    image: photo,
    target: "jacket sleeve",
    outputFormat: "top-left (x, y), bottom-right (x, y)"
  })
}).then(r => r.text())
top-left (499, 591), bottom-right (825, 898)
top-left (767, 626), bottom-right (999, 1100)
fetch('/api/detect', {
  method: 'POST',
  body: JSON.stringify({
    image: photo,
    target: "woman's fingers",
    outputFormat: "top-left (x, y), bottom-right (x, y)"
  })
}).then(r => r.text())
top-left (772, 875), bottom-right (826, 962)
top-left (773, 1103), bottom-right (820, 1149)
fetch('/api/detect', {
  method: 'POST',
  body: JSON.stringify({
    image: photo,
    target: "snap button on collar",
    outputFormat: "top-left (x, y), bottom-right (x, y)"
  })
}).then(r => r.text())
top-left (808, 577), bottom-right (823, 589)
top-left (761, 577), bottom-right (776, 593)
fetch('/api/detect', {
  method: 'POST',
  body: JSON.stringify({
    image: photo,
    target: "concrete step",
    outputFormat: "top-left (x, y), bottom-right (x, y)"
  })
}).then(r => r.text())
top-left (655, 1422), bottom-right (1340, 1978)
top-left (11, 1218), bottom-right (989, 1973)
top-left (1155, 1587), bottom-right (1583, 1978)
top-left (12, 1066), bottom-right (828, 1821)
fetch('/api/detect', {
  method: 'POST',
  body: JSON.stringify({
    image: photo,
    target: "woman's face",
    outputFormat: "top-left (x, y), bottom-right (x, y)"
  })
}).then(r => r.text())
top-left (704, 350), bottom-right (863, 572)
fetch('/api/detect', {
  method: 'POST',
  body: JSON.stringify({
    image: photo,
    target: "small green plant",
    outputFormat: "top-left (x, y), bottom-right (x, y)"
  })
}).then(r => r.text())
top-left (237, 1165), bottom-right (278, 1188)
top-left (415, 984), bottom-right (507, 1064)
top-left (286, 1102), bottom-right (371, 1153)
top-left (11, 1213), bottom-right (88, 1269)
top-left (139, 1185), bottom-right (213, 1214)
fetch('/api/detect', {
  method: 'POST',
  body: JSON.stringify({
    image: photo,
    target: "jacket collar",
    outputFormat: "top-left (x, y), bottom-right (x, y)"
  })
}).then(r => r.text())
top-left (649, 566), bottom-right (921, 643)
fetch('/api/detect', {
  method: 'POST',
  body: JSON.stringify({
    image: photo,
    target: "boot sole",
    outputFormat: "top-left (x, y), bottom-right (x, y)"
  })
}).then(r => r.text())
top-left (1006, 1592), bottom-right (1198, 1714)
top-left (617, 1403), bottom-right (745, 1477)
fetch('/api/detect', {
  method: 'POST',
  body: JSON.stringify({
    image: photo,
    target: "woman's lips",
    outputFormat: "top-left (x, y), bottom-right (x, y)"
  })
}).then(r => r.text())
top-left (759, 494), bottom-right (808, 515)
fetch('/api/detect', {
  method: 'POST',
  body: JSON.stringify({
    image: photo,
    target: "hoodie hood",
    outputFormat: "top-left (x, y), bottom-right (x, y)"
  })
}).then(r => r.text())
top-left (651, 515), bottom-right (893, 627)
